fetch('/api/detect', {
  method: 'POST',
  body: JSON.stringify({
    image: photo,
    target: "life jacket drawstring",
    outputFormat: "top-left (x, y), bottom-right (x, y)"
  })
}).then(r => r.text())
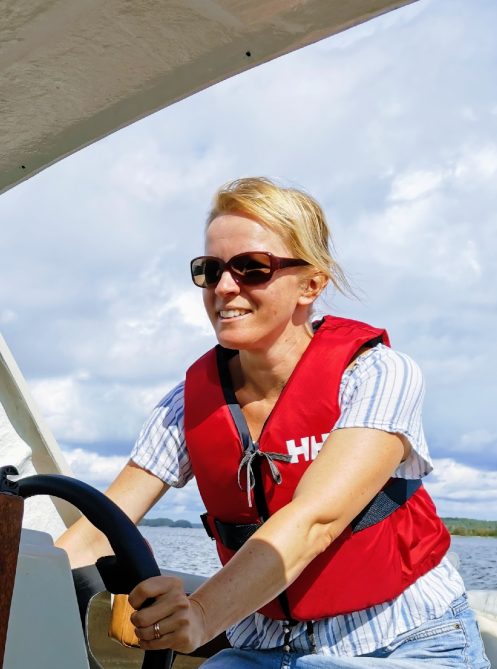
top-left (237, 446), bottom-right (291, 507)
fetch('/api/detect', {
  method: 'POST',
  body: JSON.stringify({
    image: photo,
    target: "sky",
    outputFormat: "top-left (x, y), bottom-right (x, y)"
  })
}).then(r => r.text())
top-left (1, 0), bottom-right (497, 522)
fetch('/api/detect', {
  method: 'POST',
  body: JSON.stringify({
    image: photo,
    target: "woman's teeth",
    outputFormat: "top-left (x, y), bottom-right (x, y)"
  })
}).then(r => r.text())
top-left (219, 309), bottom-right (248, 319)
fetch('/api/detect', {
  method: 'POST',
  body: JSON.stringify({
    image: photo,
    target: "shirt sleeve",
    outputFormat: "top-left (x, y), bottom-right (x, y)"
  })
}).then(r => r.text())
top-left (130, 380), bottom-right (194, 487)
top-left (332, 344), bottom-right (433, 478)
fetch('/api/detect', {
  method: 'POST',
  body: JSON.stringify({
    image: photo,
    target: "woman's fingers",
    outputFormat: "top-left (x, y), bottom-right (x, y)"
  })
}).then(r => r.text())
top-left (133, 595), bottom-right (189, 637)
top-left (127, 576), bottom-right (207, 653)
top-left (129, 575), bottom-right (184, 608)
top-left (134, 609), bottom-right (183, 642)
top-left (137, 631), bottom-right (176, 651)
top-left (134, 599), bottom-right (206, 654)
top-left (129, 575), bottom-right (185, 622)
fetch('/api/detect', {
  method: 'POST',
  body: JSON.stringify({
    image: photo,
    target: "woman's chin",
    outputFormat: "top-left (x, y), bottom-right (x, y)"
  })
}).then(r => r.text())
top-left (215, 327), bottom-right (254, 351)
top-left (216, 334), bottom-right (248, 350)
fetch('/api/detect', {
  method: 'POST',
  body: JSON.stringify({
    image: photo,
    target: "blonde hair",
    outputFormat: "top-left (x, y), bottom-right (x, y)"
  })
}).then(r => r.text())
top-left (207, 177), bottom-right (351, 296)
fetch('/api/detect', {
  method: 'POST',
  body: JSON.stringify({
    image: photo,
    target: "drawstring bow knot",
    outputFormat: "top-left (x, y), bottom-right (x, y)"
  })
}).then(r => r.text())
top-left (237, 445), bottom-right (291, 507)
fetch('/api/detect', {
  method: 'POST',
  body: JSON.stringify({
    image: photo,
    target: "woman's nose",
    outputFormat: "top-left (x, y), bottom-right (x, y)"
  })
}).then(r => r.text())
top-left (214, 269), bottom-right (240, 295)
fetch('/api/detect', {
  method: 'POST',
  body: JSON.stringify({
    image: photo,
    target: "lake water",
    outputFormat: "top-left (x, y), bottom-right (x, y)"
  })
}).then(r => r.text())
top-left (140, 526), bottom-right (497, 590)
top-left (450, 535), bottom-right (497, 589)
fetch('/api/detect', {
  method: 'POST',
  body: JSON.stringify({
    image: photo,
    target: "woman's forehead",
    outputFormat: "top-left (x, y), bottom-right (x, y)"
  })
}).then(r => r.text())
top-left (205, 214), bottom-right (290, 255)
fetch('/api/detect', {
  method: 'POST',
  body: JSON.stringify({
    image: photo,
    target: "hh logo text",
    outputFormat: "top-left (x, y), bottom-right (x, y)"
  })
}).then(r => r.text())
top-left (285, 433), bottom-right (330, 463)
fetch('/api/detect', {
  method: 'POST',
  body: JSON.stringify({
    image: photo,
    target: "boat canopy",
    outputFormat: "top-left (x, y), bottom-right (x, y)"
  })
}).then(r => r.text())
top-left (1, 0), bottom-right (416, 195)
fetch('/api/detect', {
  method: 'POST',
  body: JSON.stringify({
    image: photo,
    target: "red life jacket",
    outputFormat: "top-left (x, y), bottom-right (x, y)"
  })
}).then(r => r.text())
top-left (184, 315), bottom-right (450, 620)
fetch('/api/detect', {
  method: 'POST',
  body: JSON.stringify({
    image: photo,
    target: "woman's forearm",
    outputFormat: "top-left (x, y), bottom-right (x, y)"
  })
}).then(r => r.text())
top-left (188, 500), bottom-right (336, 643)
top-left (56, 461), bottom-right (169, 568)
top-left (56, 516), bottom-right (114, 568)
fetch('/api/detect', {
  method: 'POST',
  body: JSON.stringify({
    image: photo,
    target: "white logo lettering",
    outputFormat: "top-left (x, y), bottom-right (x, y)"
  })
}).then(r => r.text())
top-left (286, 436), bottom-right (309, 463)
top-left (311, 433), bottom-right (329, 459)
top-left (286, 433), bottom-right (329, 463)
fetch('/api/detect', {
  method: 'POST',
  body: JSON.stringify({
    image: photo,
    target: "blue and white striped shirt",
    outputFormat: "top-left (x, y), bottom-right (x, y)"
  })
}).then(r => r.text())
top-left (131, 344), bottom-right (465, 656)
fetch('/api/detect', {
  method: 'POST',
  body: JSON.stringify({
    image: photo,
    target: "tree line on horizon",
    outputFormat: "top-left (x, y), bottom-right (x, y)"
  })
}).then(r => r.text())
top-left (139, 516), bottom-right (497, 536)
top-left (442, 517), bottom-right (497, 537)
top-left (139, 517), bottom-right (198, 528)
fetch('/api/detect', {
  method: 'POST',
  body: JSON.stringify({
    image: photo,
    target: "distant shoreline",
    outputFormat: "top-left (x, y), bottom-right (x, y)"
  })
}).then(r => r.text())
top-left (443, 517), bottom-right (497, 538)
top-left (139, 517), bottom-right (202, 529)
top-left (139, 516), bottom-right (497, 537)
top-left (450, 531), bottom-right (497, 538)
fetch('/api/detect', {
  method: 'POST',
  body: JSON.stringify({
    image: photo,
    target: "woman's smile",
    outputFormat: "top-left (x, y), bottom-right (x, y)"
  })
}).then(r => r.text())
top-left (218, 308), bottom-right (252, 321)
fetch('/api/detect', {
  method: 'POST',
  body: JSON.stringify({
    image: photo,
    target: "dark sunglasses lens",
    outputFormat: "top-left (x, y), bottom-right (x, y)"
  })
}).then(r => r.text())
top-left (231, 253), bottom-right (272, 284)
top-left (191, 258), bottom-right (223, 287)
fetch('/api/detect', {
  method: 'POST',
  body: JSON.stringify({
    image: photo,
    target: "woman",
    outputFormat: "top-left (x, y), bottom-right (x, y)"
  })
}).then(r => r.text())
top-left (57, 177), bottom-right (489, 668)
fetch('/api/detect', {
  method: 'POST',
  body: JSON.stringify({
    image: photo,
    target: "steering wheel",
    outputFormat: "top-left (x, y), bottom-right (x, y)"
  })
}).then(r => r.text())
top-left (2, 466), bottom-right (173, 669)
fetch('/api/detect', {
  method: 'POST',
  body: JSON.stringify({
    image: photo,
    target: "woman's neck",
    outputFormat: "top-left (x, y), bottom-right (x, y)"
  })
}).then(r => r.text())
top-left (230, 325), bottom-right (313, 400)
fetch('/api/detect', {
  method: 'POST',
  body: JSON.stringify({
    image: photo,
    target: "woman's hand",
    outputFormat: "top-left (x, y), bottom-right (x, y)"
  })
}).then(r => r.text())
top-left (129, 576), bottom-right (207, 653)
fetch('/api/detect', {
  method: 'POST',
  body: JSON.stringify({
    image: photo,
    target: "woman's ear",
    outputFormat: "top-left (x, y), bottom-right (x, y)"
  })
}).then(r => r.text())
top-left (298, 273), bottom-right (328, 306)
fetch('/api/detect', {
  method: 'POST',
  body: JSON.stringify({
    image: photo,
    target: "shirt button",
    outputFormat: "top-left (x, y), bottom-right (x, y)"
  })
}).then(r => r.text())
top-left (283, 627), bottom-right (290, 634)
top-left (284, 644), bottom-right (290, 652)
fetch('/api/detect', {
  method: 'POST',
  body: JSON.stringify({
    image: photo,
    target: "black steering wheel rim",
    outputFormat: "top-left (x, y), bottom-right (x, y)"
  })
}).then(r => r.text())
top-left (4, 468), bottom-right (173, 669)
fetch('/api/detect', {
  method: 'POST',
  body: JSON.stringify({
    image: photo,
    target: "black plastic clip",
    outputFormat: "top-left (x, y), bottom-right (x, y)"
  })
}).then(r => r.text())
top-left (200, 512), bottom-right (215, 540)
top-left (0, 465), bottom-right (20, 495)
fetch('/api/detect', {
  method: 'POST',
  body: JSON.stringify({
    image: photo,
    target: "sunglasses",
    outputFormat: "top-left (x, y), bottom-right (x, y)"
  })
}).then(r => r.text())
top-left (190, 251), bottom-right (310, 288)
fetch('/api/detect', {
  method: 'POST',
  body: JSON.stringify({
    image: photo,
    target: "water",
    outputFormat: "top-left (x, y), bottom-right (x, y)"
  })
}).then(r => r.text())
top-left (140, 526), bottom-right (497, 589)
top-left (450, 535), bottom-right (497, 589)
top-left (139, 526), bottom-right (221, 576)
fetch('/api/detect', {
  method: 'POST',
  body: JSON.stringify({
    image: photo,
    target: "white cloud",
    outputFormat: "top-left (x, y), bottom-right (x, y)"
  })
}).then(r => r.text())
top-left (167, 291), bottom-right (212, 334)
top-left (30, 376), bottom-right (89, 441)
top-left (106, 280), bottom-right (214, 381)
top-left (30, 375), bottom-right (176, 445)
top-left (0, 309), bottom-right (17, 324)
top-left (389, 169), bottom-right (445, 202)
top-left (62, 447), bottom-right (127, 487)
top-left (453, 144), bottom-right (497, 184)
top-left (61, 456), bottom-right (195, 525)
top-left (460, 429), bottom-right (496, 449)
top-left (110, 143), bottom-right (233, 205)
top-left (425, 458), bottom-right (497, 519)
top-left (61, 447), bottom-right (206, 523)
top-left (153, 479), bottom-right (206, 518)
top-left (348, 141), bottom-right (493, 291)
top-left (421, 352), bottom-right (483, 385)
top-left (461, 240), bottom-right (482, 278)
top-left (320, 0), bottom-right (429, 51)
top-left (110, 286), bottom-right (210, 355)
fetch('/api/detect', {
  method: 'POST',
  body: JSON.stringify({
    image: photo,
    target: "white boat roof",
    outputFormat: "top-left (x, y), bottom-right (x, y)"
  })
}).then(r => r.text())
top-left (1, 0), bottom-right (416, 195)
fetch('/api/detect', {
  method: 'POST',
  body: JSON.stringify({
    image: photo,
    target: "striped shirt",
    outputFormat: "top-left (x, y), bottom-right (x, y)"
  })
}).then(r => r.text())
top-left (131, 343), bottom-right (465, 656)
